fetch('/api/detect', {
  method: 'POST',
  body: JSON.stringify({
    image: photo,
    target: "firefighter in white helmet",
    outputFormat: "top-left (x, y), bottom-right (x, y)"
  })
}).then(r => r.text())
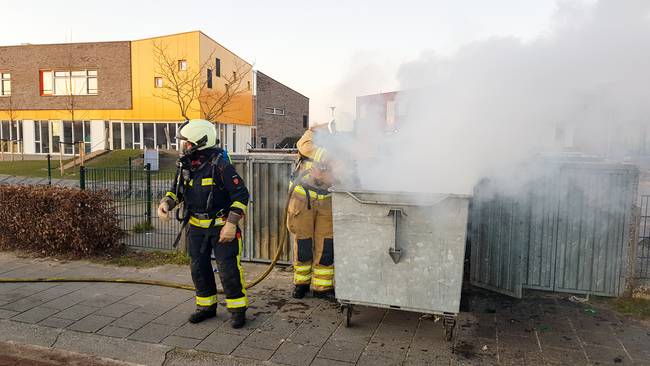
top-left (158, 119), bottom-right (250, 328)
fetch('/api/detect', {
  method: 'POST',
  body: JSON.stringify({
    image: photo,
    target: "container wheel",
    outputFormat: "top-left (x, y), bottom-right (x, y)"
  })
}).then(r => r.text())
top-left (443, 317), bottom-right (456, 342)
top-left (341, 305), bottom-right (352, 327)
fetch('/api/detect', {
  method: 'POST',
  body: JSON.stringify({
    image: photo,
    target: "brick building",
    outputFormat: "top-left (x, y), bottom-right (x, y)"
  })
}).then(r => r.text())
top-left (254, 71), bottom-right (308, 148)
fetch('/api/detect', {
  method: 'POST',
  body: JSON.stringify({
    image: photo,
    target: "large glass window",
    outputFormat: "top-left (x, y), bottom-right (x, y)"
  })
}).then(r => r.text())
top-left (1, 73), bottom-right (10, 96)
top-left (155, 123), bottom-right (168, 149)
top-left (124, 123), bottom-right (134, 149)
top-left (143, 123), bottom-right (154, 149)
top-left (52, 121), bottom-right (62, 153)
top-left (41, 70), bottom-right (98, 96)
top-left (41, 121), bottom-right (50, 154)
top-left (63, 121), bottom-right (73, 154)
top-left (83, 121), bottom-right (91, 153)
top-left (112, 122), bottom-right (122, 150)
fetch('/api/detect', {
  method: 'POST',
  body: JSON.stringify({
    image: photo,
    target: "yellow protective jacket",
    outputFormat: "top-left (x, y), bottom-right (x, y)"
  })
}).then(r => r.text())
top-left (292, 129), bottom-right (335, 198)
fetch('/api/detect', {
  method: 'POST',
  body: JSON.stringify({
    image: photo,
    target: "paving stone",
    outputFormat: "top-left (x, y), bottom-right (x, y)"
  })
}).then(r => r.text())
top-left (0, 308), bottom-right (19, 319)
top-left (310, 358), bottom-right (354, 366)
top-left (257, 315), bottom-right (302, 337)
top-left (317, 338), bottom-right (366, 363)
top-left (136, 301), bottom-right (178, 316)
top-left (543, 346), bottom-right (590, 365)
top-left (111, 310), bottom-right (158, 330)
top-left (0, 297), bottom-right (46, 312)
top-left (94, 302), bottom-right (140, 318)
top-left (270, 341), bottom-right (319, 366)
top-left (583, 344), bottom-right (631, 365)
top-left (128, 322), bottom-right (178, 343)
top-left (0, 319), bottom-right (61, 347)
top-left (97, 325), bottom-right (135, 338)
top-left (538, 330), bottom-right (582, 350)
top-left (162, 335), bottom-right (202, 349)
top-left (12, 306), bottom-right (60, 324)
top-left (356, 352), bottom-right (405, 366)
top-left (172, 317), bottom-right (224, 339)
top-left (578, 330), bottom-right (621, 347)
top-left (38, 317), bottom-right (74, 329)
top-left (241, 329), bottom-right (287, 350)
top-left (54, 304), bottom-right (99, 321)
top-left (53, 330), bottom-right (172, 366)
top-left (120, 293), bottom-right (165, 307)
top-left (231, 344), bottom-right (276, 361)
top-left (68, 314), bottom-right (116, 333)
top-left (196, 332), bottom-right (246, 354)
top-left (288, 317), bottom-right (339, 347)
top-left (80, 293), bottom-right (122, 308)
top-left (152, 310), bottom-right (190, 327)
top-left (42, 293), bottom-right (85, 310)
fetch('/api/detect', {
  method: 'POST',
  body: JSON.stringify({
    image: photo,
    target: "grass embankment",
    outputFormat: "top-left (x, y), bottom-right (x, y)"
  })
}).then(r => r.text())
top-left (94, 249), bottom-right (189, 268)
top-left (0, 150), bottom-right (143, 178)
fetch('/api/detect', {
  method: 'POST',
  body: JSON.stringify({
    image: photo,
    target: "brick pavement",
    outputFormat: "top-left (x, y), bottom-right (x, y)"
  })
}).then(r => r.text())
top-left (1, 252), bottom-right (649, 366)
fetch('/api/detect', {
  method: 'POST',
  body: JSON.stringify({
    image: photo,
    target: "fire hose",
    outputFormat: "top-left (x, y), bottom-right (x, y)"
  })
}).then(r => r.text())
top-left (0, 181), bottom-right (298, 294)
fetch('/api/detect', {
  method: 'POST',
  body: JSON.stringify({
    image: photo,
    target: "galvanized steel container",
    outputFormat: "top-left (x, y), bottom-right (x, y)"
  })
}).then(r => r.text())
top-left (331, 189), bottom-right (470, 336)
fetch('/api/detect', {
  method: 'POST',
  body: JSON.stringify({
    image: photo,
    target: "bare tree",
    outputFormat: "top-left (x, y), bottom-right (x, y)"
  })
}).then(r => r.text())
top-left (200, 60), bottom-right (252, 122)
top-left (152, 40), bottom-right (252, 124)
top-left (59, 54), bottom-right (89, 174)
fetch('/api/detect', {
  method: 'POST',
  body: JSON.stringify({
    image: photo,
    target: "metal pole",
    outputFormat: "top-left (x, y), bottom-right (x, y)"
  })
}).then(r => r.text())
top-left (128, 157), bottom-right (133, 198)
top-left (59, 143), bottom-right (64, 176)
top-left (79, 165), bottom-right (85, 190)
top-left (47, 154), bottom-right (52, 185)
top-left (145, 163), bottom-right (152, 226)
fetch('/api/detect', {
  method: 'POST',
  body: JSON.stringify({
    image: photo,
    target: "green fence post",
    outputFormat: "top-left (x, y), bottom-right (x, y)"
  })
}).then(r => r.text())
top-left (47, 154), bottom-right (52, 185)
top-left (128, 156), bottom-right (133, 198)
top-left (79, 165), bottom-right (86, 190)
top-left (145, 163), bottom-right (152, 226)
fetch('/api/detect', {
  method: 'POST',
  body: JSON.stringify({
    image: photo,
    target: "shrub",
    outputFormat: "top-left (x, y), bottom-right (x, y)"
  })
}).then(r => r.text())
top-left (0, 185), bottom-right (125, 257)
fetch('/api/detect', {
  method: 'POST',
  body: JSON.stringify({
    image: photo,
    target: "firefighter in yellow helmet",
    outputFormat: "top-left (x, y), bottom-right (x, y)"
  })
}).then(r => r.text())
top-left (157, 119), bottom-right (250, 328)
top-left (287, 124), bottom-right (338, 299)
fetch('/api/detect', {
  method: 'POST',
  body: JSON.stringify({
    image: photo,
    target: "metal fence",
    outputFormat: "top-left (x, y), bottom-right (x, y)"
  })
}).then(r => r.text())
top-left (638, 195), bottom-right (650, 280)
top-left (470, 159), bottom-right (639, 298)
top-left (81, 153), bottom-right (296, 263)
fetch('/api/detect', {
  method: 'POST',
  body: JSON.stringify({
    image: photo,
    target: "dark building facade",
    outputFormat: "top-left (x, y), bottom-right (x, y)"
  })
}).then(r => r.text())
top-left (254, 71), bottom-right (308, 148)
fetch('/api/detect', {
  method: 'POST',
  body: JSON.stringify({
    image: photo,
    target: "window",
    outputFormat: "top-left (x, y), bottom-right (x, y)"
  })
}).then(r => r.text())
top-left (247, 81), bottom-right (251, 91)
top-left (261, 137), bottom-right (267, 148)
top-left (154, 77), bottom-right (163, 88)
top-left (232, 125), bottom-right (237, 152)
top-left (215, 58), bottom-right (221, 77)
top-left (40, 70), bottom-right (97, 96)
top-left (207, 69), bottom-right (213, 89)
top-left (112, 122), bottom-right (122, 150)
top-left (1, 73), bottom-right (10, 96)
top-left (178, 60), bottom-right (188, 71)
top-left (303, 115), bottom-right (308, 128)
top-left (265, 107), bottom-right (285, 116)
top-left (251, 127), bottom-right (257, 148)
top-left (143, 123), bottom-right (154, 149)
top-left (232, 71), bottom-right (237, 79)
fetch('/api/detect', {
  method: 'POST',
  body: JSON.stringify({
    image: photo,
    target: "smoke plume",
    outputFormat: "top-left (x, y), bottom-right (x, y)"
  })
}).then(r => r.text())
top-left (321, 0), bottom-right (650, 195)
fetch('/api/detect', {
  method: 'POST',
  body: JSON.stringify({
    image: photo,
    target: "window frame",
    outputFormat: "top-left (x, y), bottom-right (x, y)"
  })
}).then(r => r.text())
top-left (154, 77), bottom-right (163, 88)
top-left (40, 69), bottom-right (98, 96)
top-left (264, 107), bottom-right (285, 116)
top-left (215, 58), bottom-right (221, 77)
top-left (178, 60), bottom-right (188, 71)
top-left (206, 69), bottom-right (213, 89)
top-left (0, 73), bottom-right (11, 96)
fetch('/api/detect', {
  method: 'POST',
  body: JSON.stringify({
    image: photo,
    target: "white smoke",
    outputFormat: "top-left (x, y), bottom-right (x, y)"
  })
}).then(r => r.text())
top-left (321, 0), bottom-right (650, 195)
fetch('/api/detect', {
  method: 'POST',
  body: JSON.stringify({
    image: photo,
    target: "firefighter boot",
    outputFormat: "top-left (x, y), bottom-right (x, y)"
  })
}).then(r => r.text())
top-left (188, 305), bottom-right (217, 324)
top-left (231, 310), bottom-right (246, 329)
top-left (292, 285), bottom-right (310, 299)
top-left (313, 289), bottom-right (336, 301)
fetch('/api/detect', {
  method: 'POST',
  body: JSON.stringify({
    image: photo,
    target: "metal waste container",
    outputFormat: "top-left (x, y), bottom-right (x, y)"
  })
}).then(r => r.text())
top-left (331, 189), bottom-right (470, 340)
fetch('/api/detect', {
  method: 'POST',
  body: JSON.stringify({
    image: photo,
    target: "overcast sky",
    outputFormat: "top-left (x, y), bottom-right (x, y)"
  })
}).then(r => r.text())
top-left (3, 0), bottom-right (588, 122)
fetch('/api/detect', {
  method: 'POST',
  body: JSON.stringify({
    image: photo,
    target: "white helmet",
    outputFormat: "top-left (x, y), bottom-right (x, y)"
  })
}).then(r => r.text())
top-left (177, 119), bottom-right (218, 151)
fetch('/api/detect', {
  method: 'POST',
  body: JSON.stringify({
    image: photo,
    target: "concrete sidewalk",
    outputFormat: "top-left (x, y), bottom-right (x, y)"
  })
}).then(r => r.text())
top-left (1, 252), bottom-right (649, 366)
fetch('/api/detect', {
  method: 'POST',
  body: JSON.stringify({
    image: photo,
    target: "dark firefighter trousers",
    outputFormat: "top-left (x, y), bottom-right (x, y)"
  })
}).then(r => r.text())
top-left (188, 225), bottom-right (248, 312)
